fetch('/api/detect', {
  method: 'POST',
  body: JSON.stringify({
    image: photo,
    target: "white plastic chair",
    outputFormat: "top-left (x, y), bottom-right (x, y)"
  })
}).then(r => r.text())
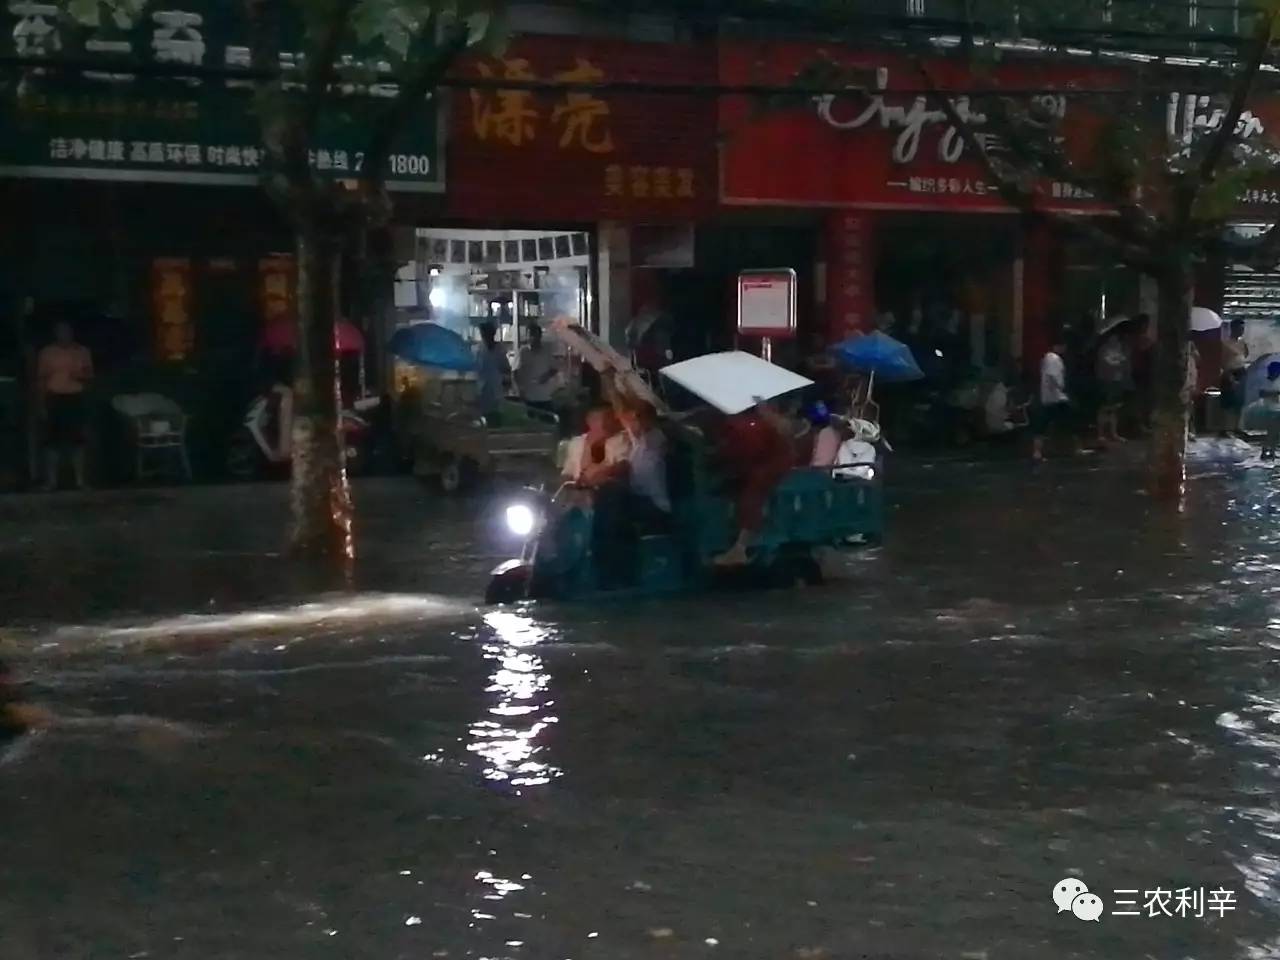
top-left (111, 393), bottom-right (192, 482)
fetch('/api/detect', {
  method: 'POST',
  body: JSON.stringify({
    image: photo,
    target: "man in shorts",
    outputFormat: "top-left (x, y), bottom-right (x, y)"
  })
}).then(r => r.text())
top-left (37, 321), bottom-right (93, 490)
top-left (1032, 338), bottom-right (1076, 463)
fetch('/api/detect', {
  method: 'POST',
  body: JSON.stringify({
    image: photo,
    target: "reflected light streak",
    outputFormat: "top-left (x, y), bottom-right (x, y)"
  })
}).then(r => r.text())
top-left (467, 612), bottom-right (562, 790)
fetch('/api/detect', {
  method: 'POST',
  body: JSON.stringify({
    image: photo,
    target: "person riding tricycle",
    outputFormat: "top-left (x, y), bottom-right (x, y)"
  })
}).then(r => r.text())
top-left (486, 349), bottom-right (886, 603)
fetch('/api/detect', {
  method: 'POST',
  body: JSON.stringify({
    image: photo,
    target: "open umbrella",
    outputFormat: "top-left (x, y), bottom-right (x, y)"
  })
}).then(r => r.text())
top-left (388, 322), bottom-right (474, 372)
top-left (548, 315), bottom-right (665, 412)
top-left (1190, 307), bottom-right (1224, 332)
top-left (830, 331), bottom-right (924, 383)
top-left (261, 318), bottom-right (365, 355)
top-left (1244, 352), bottom-right (1280, 404)
top-left (660, 351), bottom-right (813, 415)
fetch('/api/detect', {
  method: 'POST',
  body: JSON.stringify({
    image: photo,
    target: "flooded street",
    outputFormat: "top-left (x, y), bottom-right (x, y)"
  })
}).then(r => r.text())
top-left (4, 456), bottom-right (1280, 959)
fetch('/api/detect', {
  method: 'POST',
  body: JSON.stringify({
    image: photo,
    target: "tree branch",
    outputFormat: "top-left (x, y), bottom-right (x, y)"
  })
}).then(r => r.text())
top-left (247, 0), bottom-right (312, 207)
top-left (916, 60), bottom-right (1159, 271)
top-left (362, 15), bottom-right (471, 196)
top-left (302, 0), bottom-right (360, 134)
top-left (1195, 4), bottom-right (1278, 190)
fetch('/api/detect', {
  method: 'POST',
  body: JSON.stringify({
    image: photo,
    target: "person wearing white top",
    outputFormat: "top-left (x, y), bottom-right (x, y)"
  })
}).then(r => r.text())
top-left (515, 325), bottom-right (558, 410)
top-left (1033, 340), bottom-right (1075, 462)
top-left (561, 408), bottom-right (631, 485)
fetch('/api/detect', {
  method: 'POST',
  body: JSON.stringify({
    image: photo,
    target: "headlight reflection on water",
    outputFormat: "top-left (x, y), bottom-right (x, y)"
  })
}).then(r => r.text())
top-left (467, 611), bottom-right (562, 791)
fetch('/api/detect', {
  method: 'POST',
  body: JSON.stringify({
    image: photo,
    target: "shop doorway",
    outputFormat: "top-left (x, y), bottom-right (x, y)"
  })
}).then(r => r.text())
top-left (404, 228), bottom-right (595, 359)
top-left (874, 214), bottom-right (1019, 380)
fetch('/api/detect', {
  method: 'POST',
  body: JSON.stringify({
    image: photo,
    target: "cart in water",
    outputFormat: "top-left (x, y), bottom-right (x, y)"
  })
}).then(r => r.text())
top-left (404, 377), bottom-right (560, 493)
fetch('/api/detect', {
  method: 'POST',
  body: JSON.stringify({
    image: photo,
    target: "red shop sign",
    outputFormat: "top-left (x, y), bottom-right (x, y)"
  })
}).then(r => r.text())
top-left (447, 36), bottom-right (717, 223)
top-left (720, 42), bottom-right (1122, 213)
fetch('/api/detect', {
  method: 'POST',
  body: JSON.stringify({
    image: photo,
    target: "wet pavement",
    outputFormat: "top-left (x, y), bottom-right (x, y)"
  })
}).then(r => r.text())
top-left (3, 451), bottom-right (1280, 959)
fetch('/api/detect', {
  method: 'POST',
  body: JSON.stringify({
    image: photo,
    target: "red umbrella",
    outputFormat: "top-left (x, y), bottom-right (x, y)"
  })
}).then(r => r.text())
top-left (261, 319), bottom-right (365, 355)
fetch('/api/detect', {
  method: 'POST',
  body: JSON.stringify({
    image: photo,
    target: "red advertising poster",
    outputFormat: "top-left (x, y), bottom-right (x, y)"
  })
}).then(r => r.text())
top-left (259, 256), bottom-right (296, 327)
top-left (720, 42), bottom-right (1122, 212)
top-left (151, 258), bottom-right (194, 362)
top-left (448, 36), bottom-right (717, 222)
top-left (825, 212), bottom-right (876, 340)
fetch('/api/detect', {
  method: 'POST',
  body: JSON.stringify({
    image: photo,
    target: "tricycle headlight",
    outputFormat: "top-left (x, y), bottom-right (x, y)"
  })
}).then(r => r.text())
top-left (505, 503), bottom-right (539, 537)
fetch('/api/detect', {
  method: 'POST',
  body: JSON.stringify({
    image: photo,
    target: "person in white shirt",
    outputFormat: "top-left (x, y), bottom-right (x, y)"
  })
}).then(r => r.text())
top-left (983, 378), bottom-right (1016, 436)
top-left (1032, 339), bottom-right (1075, 463)
top-left (590, 400), bottom-right (672, 587)
top-left (561, 407), bottom-right (631, 487)
top-left (515, 325), bottom-right (558, 412)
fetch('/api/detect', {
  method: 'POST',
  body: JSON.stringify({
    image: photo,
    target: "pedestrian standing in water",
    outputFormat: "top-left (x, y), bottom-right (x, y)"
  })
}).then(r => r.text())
top-left (1032, 337), bottom-right (1077, 463)
top-left (1095, 319), bottom-right (1132, 446)
top-left (36, 320), bottom-right (93, 490)
top-left (474, 322), bottom-right (511, 427)
top-left (1220, 320), bottom-right (1249, 435)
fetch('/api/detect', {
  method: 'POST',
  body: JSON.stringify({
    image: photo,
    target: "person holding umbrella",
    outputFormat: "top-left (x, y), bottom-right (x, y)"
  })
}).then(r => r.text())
top-left (1094, 315), bottom-right (1132, 446)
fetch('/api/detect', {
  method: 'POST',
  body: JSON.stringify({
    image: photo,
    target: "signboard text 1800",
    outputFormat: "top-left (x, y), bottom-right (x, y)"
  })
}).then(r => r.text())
top-left (0, 1), bottom-right (441, 190)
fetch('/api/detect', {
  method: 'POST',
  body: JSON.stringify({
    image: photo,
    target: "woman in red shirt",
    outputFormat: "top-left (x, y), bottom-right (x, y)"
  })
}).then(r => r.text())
top-left (714, 400), bottom-right (796, 566)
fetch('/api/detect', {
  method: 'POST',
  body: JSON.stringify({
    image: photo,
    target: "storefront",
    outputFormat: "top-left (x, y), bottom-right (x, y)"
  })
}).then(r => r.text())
top-left (439, 33), bottom-right (717, 357)
top-left (717, 39), bottom-right (1124, 376)
top-left (0, 2), bottom-right (441, 484)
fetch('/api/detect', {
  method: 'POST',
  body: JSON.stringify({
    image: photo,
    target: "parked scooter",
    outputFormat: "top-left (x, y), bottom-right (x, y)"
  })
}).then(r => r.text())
top-left (226, 386), bottom-right (380, 480)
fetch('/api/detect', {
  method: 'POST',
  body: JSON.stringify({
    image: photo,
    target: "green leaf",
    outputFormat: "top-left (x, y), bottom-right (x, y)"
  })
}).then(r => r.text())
top-left (66, 0), bottom-right (100, 28)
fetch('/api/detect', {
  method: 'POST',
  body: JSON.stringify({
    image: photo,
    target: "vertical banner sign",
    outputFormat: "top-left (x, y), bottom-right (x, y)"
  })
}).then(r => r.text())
top-left (152, 257), bottom-right (193, 361)
top-left (259, 256), bottom-right (296, 327)
top-left (737, 270), bottom-right (797, 339)
top-left (826, 213), bottom-right (876, 341)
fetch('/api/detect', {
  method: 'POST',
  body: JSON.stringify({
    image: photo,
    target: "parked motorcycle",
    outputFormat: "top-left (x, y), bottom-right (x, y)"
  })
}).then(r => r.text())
top-left (226, 387), bottom-right (381, 480)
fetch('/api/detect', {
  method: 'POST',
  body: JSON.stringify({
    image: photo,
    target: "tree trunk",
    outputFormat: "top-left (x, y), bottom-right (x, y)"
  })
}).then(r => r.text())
top-left (289, 216), bottom-right (354, 562)
top-left (1148, 257), bottom-right (1193, 503)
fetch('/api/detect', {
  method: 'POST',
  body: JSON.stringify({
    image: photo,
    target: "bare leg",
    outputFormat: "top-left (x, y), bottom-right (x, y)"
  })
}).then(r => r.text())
top-left (1032, 435), bottom-right (1045, 462)
top-left (713, 529), bottom-right (752, 567)
top-left (41, 450), bottom-right (58, 492)
top-left (72, 446), bottom-right (87, 489)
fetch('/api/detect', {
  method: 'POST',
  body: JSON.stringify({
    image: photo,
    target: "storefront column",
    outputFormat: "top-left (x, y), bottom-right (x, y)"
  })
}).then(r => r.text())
top-left (1021, 220), bottom-right (1055, 374)
top-left (597, 221), bottom-right (631, 351)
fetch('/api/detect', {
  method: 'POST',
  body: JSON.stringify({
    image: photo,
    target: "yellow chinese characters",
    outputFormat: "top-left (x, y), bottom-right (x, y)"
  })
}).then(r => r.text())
top-left (152, 259), bottom-right (193, 362)
top-left (550, 58), bottom-right (614, 153)
top-left (605, 164), bottom-right (697, 200)
top-left (471, 58), bottom-right (538, 147)
top-left (470, 56), bottom-right (615, 153)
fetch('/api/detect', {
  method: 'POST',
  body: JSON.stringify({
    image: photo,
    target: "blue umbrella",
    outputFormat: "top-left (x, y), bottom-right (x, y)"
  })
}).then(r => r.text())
top-left (388, 322), bottom-right (475, 372)
top-left (830, 331), bottom-right (924, 382)
top-left (1243, 352), bottom-right (1280, 409)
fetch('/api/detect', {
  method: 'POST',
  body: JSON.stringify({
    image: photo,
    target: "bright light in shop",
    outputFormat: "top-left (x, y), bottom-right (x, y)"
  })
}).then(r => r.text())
top-left (429, 286), bottom-right (447, 308)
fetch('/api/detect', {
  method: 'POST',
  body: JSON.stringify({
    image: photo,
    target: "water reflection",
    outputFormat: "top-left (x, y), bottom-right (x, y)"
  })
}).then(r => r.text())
top-left (467, 610), bottom-right (562, 791)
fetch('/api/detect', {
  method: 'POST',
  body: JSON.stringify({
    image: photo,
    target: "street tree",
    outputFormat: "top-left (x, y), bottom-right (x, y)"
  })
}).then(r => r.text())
top-left (914, 1), bottom-right (1280, 498)
top-left (56, 0), bottom-right (502, 561)
top-left (706, 0), bottom-right (1280, 497)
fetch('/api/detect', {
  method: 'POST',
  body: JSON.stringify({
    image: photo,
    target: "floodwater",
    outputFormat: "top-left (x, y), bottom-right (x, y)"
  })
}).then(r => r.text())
top-left (3, 455), bottom-right (1280, 959)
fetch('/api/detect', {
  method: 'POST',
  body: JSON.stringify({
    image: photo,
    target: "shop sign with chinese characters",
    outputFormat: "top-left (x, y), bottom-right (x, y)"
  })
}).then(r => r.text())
top-left (720, 41), bottom-right (1124, 212)
top-left (448, 36), bottom-right (716, 221)
top-left (0, 1), bottom-right (440, 190)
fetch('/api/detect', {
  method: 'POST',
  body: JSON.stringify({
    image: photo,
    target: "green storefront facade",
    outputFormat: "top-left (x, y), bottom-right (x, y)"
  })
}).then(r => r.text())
top-left (0, 2), bottom-right (443, 485)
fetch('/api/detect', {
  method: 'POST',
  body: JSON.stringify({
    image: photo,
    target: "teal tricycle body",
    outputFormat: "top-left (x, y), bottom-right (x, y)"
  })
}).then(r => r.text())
top-left (485, 427), bottom-right (884, 603)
